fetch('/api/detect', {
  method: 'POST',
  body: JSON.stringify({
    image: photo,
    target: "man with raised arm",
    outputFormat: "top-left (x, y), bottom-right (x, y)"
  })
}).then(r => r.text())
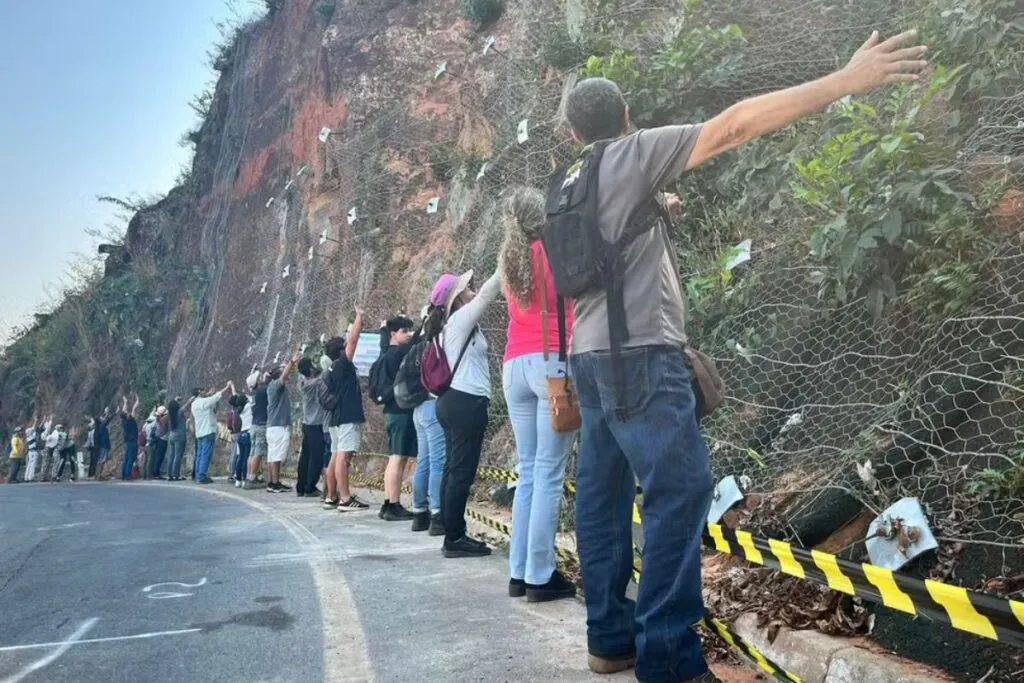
top-left (190, 380), bottom-right (235, 485)
top-left (560, 30), bottom-right (927, 683)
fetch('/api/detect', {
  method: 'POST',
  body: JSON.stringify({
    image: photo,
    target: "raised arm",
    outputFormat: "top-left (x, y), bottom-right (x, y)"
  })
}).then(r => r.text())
top-left (345, 306), bottom-right (364, 361)
top-left (280, 350), bottom-right (301, 383)
top-left (452, 271), bottom-right (501, 329)
top-left (131, 394), bottom-right (140, 419)
top-left (685, 29), bottom-right (927, 171)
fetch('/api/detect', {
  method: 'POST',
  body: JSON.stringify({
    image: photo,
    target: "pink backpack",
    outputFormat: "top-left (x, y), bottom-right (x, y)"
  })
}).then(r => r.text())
top-left (420, 329), bottom-right (475, 396)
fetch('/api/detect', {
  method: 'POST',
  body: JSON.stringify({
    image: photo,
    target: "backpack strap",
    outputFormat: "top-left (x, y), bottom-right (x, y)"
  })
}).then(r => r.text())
top-left (445, 326), bottom-right (477, 379)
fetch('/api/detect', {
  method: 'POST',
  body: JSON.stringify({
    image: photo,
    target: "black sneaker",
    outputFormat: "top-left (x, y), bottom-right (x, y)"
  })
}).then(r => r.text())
top-left (509, 578), bottom-right (526, 598)
top-left (411, 510), bottom-right (430, 532)
top-left (443, 536), bottom-right (492, 558)
top-left (428, 512), bottom-right (445, 537)
top-left (308, 487), bottom-right (322, 497)
top-left (338, 496), bottom-right (370, 511)
top-left (244, 479), bottom-right (262, 490)
top-left (526, 570), bottom-right (576, 603)
top-left (274, 482), bottom-right (292, 492)
top-left (199, 476), bottom-right (214, 485)
top-left (383, 502), bottom-right (414, 521)
top-left (266, 483), bottom-right (279, 493)
top-left (378, 502), bottom-right (389, 519)
top-left (323, 498), bottom-right (339, 509)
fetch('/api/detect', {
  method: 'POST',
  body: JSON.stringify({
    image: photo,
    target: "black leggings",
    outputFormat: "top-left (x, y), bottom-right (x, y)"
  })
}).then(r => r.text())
top-left (436, 389), bottom-right (489, 544)
top-left (54, 450), bottom-right (76, 481)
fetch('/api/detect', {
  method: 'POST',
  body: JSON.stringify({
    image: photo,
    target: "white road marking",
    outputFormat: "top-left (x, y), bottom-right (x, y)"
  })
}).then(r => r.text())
top-left (35, 522), bottom-right (90, 532)
top-left (142, 578), bottom-right (207, 599)
top-left (0, 618), bottom-right (97, 683)
top-left (0, 627), bottom-right (200, 654)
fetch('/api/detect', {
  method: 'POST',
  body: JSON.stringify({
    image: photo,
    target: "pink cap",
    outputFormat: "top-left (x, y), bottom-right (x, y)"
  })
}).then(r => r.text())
top-left (430, 273), bottom-right (457, 307)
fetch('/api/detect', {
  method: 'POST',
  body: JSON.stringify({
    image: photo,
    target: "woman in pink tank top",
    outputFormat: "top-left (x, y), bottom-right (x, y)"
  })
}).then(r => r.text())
top-left (499, 187), bottom-right (577, 602)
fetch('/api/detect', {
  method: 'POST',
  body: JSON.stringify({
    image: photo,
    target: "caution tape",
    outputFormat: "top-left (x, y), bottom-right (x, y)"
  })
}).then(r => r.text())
top-left (700, 523), bottom-right (1024, 648)
top-left (476, 465), bottom-right (576, 495)
top-left (476, 466), bottom-right (1024, 648)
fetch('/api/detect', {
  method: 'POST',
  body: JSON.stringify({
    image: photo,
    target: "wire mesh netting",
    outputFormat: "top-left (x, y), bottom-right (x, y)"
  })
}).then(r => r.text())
top-left (161, 0), bottom-right (1024, 591)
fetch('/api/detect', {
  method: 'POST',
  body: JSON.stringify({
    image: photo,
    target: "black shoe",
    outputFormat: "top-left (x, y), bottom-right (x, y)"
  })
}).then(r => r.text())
top-left (443, 536), bottom-right (492, 558)
top-left (323, 498), bottom-right (339, 509)
top-left (199, 476), bottom-right (214, 485)
top-left (308, 487), bottom-right (322, 497)
top-left (338, 496), bottom-right (370, 511)
top-left (244, 479), bottom-right (262, 490)
top-left (266, 484), bottom-right (279, 493)
top-left (428, 512), bottom-right (445, 537)
top-left (378, 501), bottom-right (389, 519)
top-left (274, 482), bottom-right (292, 492)
top-left (383, 502), bottom-right (414, 521)
top-left (411, 510), bottom-right (430, 532)
top-left (526, 570), bottom-right (576, 602)
top-left (509, 578), bottom-right (526, 598)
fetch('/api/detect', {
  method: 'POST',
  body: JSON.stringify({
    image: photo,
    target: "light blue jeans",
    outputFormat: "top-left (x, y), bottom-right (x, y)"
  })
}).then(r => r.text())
top-left (412, 400), bottom-right (446, 513)
top-left (503, 353), bottom-right (575, 585)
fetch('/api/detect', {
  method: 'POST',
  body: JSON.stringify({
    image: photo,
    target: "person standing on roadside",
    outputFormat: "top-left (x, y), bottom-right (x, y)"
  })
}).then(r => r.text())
top-left (322, 309), bottom-right (370, 511)
top-left (245, 370), bottom-right (269, 489)
top-left (41, 416), bottom-right (58, 482)
top-left (7, 427), bottom-right (25, 483)
top-left (558, 31), bottom-right (927, 682)
top-left (375, 315), bottom-right (419, 521)
top-left (94, 408), bottom-right (113, 481)
top-left (165, 398), bottom-right (189, 480)
top-left (265, 352), bottom-right (299, 493)
top-left (296, 357), bottom-right (328, 498)
top-left (428, 269), bottom-right (503, 559)
top-left (119, 394), bottom-right (141, 481)
top-left (23, 420), bottom-right (40, 482)
top-left (191, 381), bottom-right (234, 484)
top-left (228, 393), bottom-right (251, 488)
top-left (499, 187), bottom-right (577, 602)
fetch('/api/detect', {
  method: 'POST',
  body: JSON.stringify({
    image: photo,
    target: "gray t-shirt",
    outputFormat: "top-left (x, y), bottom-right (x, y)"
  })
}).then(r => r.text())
top-left (267, 379), bottom-right (291, 428)
top-left (571, 124), bottom-right (703, 354)
top-left (299, 375), bottom-right (328, 426)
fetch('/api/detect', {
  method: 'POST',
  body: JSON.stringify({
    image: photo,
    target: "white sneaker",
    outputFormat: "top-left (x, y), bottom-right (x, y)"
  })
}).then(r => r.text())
top-left (234, 480), bottom-right (242, 488)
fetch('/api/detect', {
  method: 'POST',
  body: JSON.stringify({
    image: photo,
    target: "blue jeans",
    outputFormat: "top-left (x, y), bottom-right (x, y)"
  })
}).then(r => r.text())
top-left (412, 400), bottom-right (446, 513)
top-left (503, 353), bottom-right (574, 585)
top-left (121, 441), bottom-right (138, 480)
top-left (168, 438), bottom-right (186, 478)
top-left (571, 346), bottom-right (713, 683)
top-left (235, 432), bottom-right (251, 481)
top-left (194, 434), bottom-right (215, 481)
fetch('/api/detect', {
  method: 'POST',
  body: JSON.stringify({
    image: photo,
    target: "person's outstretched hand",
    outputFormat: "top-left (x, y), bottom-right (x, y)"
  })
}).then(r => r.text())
top-left (841, 29), bottom-right (928, 96)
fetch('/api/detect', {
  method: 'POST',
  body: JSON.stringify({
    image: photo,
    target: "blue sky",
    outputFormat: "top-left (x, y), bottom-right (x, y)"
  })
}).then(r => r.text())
top-left (0, 0), bottom-right (260, 341)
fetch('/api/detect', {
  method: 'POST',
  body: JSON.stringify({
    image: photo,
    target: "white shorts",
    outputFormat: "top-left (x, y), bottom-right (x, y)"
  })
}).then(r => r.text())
top-left (328, 423), bottom-right (361, 453)
top-left (266, 426), bottom-right (291, 464)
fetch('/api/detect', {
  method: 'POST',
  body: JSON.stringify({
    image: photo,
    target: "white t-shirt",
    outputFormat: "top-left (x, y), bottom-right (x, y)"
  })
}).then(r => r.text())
top-left (442, 272), bottom-right (501, 398)
top-left (192, 394), bottom-right (223, 438)
top-left (240, 400), bottom-right (253, 432)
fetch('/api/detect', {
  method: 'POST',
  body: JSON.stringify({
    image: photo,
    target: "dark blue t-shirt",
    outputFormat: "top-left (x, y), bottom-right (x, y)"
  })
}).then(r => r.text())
top-left (328, 355), bottom-right (365, 426)
top-left (122, 414), bottom-right (139, 443)
top-left (252, 386), bottom-right (269, 426)
top-left (96, 421), bottom-right (111, 449)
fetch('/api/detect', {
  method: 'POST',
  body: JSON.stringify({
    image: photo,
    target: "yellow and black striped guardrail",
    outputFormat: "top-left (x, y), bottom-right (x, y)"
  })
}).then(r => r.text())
top-left (349, 469), bottom-right (802, 682)
top-left (702, 522), bottom-right (1024, 648)
top-left (476, 464), bottom-right (1024, 649)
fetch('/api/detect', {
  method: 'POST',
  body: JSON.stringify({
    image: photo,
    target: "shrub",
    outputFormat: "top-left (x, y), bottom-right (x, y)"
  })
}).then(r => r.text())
top-left (460, 0), bottom-right (504, 28)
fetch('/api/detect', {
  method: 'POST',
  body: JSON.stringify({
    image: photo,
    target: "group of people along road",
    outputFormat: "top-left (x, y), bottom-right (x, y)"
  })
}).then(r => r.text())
top-left (4, 31), bottom-right (926, 683)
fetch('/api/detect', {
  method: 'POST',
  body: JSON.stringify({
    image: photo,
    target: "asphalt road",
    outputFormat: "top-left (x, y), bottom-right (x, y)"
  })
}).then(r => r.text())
top-left (0, 480), bottom-right (757, 683)
top-left (0, 482), bottom-right (323, 683)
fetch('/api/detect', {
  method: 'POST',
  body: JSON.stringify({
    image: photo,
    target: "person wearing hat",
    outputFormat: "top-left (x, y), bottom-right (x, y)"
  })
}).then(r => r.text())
top-left (425, 266), bottom-right (502, 558)
top-left (244, 368), bottom-right (270, 489)
top-left (7, 427), bottom-right (25, 483)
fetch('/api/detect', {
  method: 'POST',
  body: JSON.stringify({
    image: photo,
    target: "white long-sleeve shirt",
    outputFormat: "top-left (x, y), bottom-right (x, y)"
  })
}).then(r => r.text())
top-left (442, 272), bottom-right (502, 398)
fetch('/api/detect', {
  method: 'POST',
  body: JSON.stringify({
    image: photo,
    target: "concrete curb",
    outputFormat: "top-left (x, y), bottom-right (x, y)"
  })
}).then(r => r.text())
top-left (731, 614), bottom-right (953, 682)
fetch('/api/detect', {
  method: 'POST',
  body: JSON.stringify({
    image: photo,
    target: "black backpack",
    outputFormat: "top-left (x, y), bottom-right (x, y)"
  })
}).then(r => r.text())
top-left (393, 340), bottom-right (429, 410)
top-left (368, 355), bottom-right (389, 405)
top-left (541, 142), bottom-right (669, 420)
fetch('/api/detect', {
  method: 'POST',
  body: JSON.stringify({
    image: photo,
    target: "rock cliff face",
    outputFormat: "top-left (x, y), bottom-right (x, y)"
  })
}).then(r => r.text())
top-left (124, 0), bottom-right (568, 452)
